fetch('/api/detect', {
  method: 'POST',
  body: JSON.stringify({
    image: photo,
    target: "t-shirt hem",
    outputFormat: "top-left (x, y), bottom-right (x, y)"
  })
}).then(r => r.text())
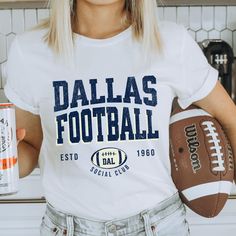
top-left (4, 84), bottom-right (39, 115)
top-left (177, 66), bottom-right (218, 109)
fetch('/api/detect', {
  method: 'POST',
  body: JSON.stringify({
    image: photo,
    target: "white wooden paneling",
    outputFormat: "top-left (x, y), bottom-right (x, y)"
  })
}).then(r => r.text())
top-left (233, 31), bottom-right (236, 56)
top-left (37, 8), bottom-right (49, 22)
top-left (227, 6), bottom-right (236, 31)
top-left (196, 29), bottom-right (208, 42)
top-left (189, 7), bottom-right (201, 31)
top-left (177, 7), bottom-right (189, 28)
top-left (202, 6), bottom-right (214, 31)
top-left (12, 9), bottom-right (25, 34)
top-left (0, 203), bottom-right (45, 236)
top-left (164, 7), bottom-right (177, 22)
top-left (209, 29), bottom-right (220, 39)
top-left (24, 9), bottom-right (37, 30)
top-left (0, 33), bottom-right (6, 63)
top-left (190, 225), bottom-right (236, 236)
top-left (221, 29), bottom-right (233, 47)
top-left (0, 63), bottom-right (2, 88)
top-left (214, 6), bottom-right (227, 31)
top-left (0, 10), bottom-right (11, 35)
top-left (157, 7), bottom-right (164, 21)
top-left (0, 61), bottom-right (6, 87)
top-left (187, 199), bottom-right (236, 236)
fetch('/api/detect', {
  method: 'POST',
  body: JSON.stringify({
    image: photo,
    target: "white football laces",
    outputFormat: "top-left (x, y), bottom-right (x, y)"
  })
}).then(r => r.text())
top-left (202, 121), bottom-right (225, 172)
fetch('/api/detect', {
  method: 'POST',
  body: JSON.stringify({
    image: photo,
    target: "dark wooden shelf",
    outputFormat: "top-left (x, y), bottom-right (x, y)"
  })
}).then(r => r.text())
top-left (158, 0), bottom-right (236, 6)
top-left (0, 0), bottom-right (48, 8)
top-left (0, 0), bottom-right (236, 9)
top-left (0, 198), bottom-right (46, 204)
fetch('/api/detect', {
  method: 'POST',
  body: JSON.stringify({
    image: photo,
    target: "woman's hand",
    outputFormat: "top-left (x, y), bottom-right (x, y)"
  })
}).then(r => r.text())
top-left (15, 108), bottom-right (43, 178)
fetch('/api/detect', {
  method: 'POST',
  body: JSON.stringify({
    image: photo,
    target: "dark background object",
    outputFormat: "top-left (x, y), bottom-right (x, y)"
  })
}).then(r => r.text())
top-left (200, 40), bottom-right (234, 98)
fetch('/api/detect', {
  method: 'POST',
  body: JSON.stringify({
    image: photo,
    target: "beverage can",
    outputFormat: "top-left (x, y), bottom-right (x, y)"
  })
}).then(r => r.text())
top-left (0, 103), bottom-right (19, 196)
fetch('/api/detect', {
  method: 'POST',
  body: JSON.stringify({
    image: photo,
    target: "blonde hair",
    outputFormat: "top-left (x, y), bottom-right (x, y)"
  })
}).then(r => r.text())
top-left (38, 0), bottom-right (162, 61)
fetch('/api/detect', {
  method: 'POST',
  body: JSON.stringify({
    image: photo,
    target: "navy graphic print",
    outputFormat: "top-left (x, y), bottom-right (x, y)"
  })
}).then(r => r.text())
top-left (53, 75), bottom-right (159, 145)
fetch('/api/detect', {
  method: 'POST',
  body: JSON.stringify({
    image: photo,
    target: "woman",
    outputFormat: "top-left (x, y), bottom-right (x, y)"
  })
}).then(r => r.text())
top-left (4, 0), bottom-right (236, 235)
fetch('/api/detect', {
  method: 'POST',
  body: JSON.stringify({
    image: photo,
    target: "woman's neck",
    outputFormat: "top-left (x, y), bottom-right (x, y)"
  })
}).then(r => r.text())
top-left (73, 0), bottom-right (129, 39)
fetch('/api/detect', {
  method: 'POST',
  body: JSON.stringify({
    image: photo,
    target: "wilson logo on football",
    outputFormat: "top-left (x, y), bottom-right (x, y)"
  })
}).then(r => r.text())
top-left (91, 147), bottom-right (127, 169)
top-left (184, 124), bottom-right (201, 173)
top-left (0, 157), bottom-right (17, 170)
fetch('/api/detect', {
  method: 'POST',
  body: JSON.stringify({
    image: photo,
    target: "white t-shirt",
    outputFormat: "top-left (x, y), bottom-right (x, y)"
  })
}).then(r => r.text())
top-left (4, 21), bottom-right (218, 220)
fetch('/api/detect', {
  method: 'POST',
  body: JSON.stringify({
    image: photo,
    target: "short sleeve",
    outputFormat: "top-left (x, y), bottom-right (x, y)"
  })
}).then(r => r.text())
top-left (4, 37), bottom-right (39, 115)
top-left (176, 26), bottom-right (218, 109)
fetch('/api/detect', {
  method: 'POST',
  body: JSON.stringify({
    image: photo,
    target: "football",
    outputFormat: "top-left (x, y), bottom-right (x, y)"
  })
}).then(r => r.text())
top-left (169, 104), bottom-right (234, 217)
top-left (91, 147), bottom-right (127, 169)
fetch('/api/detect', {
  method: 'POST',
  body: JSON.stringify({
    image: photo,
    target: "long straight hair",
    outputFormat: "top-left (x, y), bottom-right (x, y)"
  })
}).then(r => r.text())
top-left (37, 0), bottom-right (162, 61)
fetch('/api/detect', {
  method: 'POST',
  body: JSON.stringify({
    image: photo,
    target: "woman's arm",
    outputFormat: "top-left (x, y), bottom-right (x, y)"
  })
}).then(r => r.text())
top-left (194, 81), bottom-right (236, 182)
top-left (16, 107), bottom-right (43, 178)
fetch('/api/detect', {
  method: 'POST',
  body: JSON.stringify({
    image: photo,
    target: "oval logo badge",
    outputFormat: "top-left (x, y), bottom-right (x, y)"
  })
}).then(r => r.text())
top-left (91, 147), bottom-right (127, 169)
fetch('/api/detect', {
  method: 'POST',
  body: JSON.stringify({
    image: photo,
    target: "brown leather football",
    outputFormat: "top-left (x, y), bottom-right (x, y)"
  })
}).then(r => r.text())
top-left (169, 104), bottom-right (234, 217)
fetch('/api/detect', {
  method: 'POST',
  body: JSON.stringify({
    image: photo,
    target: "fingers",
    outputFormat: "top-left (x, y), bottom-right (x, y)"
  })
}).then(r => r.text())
top-left (16, 128), bottom-right (26, 144)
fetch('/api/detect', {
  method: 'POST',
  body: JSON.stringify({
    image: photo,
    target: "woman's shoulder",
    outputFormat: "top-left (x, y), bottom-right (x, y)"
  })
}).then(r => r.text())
top-left (157, 21), bottom-right (187, 53)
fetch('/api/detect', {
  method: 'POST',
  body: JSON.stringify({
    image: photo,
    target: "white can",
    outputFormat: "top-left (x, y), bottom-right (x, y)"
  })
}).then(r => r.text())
top-left (0, 103), bottom-right (19, 196)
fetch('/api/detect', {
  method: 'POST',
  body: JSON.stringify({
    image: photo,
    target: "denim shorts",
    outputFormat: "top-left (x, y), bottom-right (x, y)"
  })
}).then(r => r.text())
top-left (40, 192), bottom-right (190, 236)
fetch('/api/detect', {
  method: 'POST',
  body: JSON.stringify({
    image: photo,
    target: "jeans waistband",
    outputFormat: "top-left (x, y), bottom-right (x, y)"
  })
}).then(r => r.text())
top-left (45, 192), bottom-right (183, 236)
